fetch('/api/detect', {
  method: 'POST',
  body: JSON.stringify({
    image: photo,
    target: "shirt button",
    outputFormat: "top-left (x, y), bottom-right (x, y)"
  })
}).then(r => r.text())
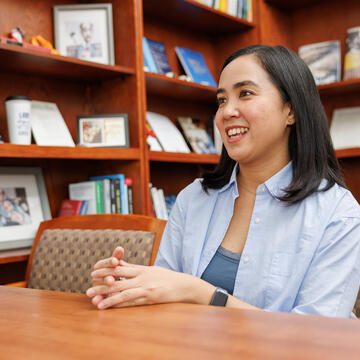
top-left (261, 186), bottom-right (266, 192)
top-left (244, 256), bottom-right (249, 263)
top-left (255, 217), bottom-right (260, 223)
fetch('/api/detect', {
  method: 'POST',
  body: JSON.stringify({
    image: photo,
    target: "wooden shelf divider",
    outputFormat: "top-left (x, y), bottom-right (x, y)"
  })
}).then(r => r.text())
top-left (149, 151), bottom-right (220, 164)
top-left (0, 43), bottom-right (135, 81)
top-left (145, 72), bottom-right (217, 102)
top-left (0, 144), bottom-right (140, 160)
top-left (0, 248), bottom-right (30, 264)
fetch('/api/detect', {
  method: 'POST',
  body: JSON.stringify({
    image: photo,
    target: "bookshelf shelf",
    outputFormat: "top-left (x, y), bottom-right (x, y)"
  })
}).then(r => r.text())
top-left (0, 144), bottom-right (141, 160)
top-left (149, 151), bottom-right (220, 164)
top-left (265, 0), bottom-right (326, 9)
top-left (318, 79), bottom-right (360, 97)
top-left (336, 148), bottom-right (360, 159)
top-left (145, 72), bottom-right (217, 102)
top-left (0, 43), bottom-right (135, 82)
top-left (143, 0), bottom-right (254, 34)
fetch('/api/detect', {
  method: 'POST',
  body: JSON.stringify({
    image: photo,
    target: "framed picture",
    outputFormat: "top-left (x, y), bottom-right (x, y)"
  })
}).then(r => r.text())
top-left (53, 3), bottom-right (115, 65)
top-left (0, 167), bottom-right (51, 250)
top-left (77, 114), bottom-right (130, 148)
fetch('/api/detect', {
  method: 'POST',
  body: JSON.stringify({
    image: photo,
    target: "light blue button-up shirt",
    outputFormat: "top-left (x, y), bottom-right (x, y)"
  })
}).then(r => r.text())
top-left (155, 162), bottom-right (360, 318)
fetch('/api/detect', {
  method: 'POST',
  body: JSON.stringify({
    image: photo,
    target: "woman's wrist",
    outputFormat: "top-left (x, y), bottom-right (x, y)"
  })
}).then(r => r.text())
top-left (179, 273), bottom-right (216, 305)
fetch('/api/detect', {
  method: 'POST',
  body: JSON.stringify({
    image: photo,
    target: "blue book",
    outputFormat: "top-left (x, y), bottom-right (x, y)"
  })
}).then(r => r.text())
top-left (147, 39), bottom-right (172, 74)
top-left (90, 174), bottom-right (129, 214)
top-left (175, 46), bottom-right (217, 87)
top-left (143, 37), bottom-right (158, 73)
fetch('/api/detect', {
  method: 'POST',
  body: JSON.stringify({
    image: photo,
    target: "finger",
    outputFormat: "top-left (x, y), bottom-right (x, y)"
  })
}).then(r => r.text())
top-left (93, 257), bottom-right (119, 270)
top-left (112, 246), bottom-right (124, 260)
top-left (91, 266), bottom-right (140, 279)
top-left (113, 297), bottom-right (148, 308)
top-left (105, 275), bottom-right (115, 286)
top-left (97, 288), bottom-right (147, 309)
top-left (91, 294), bottom-right (104, 306)
top-left (87, 277), bottom-right (138, 297)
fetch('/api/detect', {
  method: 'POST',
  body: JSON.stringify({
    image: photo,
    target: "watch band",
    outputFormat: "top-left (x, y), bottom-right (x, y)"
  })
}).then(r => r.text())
top-left (209, 287), bottom-right (228, 306)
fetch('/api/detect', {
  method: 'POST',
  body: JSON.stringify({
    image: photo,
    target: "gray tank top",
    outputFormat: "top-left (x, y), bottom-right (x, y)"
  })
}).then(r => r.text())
top-left (201, 245), bottom-right (241, 295)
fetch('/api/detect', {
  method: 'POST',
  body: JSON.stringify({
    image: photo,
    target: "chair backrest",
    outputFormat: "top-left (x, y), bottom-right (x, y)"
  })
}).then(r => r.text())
top-left (25, 214), bottom-right (166, 293)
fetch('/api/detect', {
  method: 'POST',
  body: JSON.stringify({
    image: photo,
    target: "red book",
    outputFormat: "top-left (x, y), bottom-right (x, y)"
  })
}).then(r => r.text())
top-left (58, 199), bottom-right (83, 217)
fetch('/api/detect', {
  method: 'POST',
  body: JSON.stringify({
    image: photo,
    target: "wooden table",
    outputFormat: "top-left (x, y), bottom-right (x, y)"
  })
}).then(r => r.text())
top-left (1, 286), bottom-right (360, 359)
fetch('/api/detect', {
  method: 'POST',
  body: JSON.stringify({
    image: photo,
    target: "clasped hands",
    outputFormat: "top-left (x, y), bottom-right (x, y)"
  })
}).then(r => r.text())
top-left (86, 246), bottom-right (210, 310)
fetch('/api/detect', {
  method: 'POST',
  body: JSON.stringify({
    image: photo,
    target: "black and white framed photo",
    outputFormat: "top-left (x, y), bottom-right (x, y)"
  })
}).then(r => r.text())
top-left (53, 3), bottom-right (115, 65)
top-left (77, 114), bottom-right (130, 148)
top-left (0, 167), bottom-right (51, 250)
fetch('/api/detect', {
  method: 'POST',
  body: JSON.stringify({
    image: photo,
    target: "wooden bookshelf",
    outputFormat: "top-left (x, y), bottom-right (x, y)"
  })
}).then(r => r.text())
top-left (149, 151), bottom-right (219, 164)
top-left (142, 0), bottom-right (254, 34)
top-left (0, 248), bottom-right (30, 265)
top-left (336, 148), bottom-right (360, 159)
top-left (145, 72), bottom-right (216, 102)
top-left (318, 79), bottom-right (360, 97)
top-left (265, 0), bottom-right (327, 9)
top-left (0, 144), bottom-right (140, 160)
top-left (0, 43), bottom-right (135, 81)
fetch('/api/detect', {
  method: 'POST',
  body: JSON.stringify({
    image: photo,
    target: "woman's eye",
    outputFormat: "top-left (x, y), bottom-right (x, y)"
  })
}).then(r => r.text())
top-left (240, 90), bottom-right (252, 97)
top-left (216, 97), bottom-right (226, 106)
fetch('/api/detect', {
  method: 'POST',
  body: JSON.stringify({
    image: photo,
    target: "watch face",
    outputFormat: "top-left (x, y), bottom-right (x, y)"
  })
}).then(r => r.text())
top-left (210, 287), bottom-right (228, 306)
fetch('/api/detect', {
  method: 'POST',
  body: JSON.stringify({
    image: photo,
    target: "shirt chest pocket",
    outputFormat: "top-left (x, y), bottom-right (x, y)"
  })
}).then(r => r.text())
top-left (265, 252), bottom-right (297, 308)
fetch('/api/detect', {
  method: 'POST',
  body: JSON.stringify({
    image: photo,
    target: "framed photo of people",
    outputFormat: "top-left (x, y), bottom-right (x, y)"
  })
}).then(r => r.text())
top-left (0, 167), bottom-right (51, 250)
top-left (77, 114), bottom-right (130, 148)
top-left (53, 3), bottom-right (115, 65)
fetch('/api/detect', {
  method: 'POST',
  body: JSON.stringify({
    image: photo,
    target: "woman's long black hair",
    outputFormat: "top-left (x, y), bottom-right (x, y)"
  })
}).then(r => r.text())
top-left (201, 45), bottom-right (345, 204)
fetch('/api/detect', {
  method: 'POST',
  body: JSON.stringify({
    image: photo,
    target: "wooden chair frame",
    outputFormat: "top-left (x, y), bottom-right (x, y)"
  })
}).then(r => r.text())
top-left (9, 214), bottom-right (166, 288)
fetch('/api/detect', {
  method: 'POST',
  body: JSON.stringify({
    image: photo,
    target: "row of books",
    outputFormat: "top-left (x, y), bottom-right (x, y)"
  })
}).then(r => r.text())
top-left (146, 111), bottom-right (222, 155)
top-left (58, 174), bottom-right (133, 217)
top-left (298, 26), bottom-right (360, 85)
top-left (143, 37), bottom-right (217, 87)
top-left (195, 0), bottom-right (253, 21)
top-left (149, 184), bottom-right (177, 220)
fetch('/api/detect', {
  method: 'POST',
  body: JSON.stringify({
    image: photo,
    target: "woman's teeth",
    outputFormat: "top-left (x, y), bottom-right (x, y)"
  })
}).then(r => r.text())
top-left (227, 127), bottom-right (249, 137)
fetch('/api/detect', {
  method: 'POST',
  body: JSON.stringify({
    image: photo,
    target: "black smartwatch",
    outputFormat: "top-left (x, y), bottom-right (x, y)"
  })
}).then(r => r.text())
top-left (209, 287), bottom-right (228, 306)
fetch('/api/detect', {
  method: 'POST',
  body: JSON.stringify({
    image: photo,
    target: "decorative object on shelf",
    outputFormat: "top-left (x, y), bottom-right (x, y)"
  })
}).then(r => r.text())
top-left (146, 38), bottom-right (172, 75)
top-left (175, 46), bottom-right (217, 87)
top-left (4, 96), bottom-right (32, 145)
top-left (8, 26), bottom-right (25, 43)
top-left (30, 100), bottom-right (75, 147)
top-left (177, 116), bottom-right (217, 154)
top-left (0, 167), bottom-right (51, 250)
top-left (53, 3), bottom-right (115, 65)
top-left (77, 113), bottom-right (129, 148)
top-left (344, 26), bottom-right (360, 80)
top-left (298, 40), bottom-right (341, 85)
top-left (146, 111), bottom-right (190, 153)
top-left (29, 35), bottom-right (60, 55)
top-left (330, 107), bottom-right (360, 150)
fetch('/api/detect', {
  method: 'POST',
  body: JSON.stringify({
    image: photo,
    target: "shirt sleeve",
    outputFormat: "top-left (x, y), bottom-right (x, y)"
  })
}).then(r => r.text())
top-left (291, 215), bottom-right (360, 318)
top-left (154, 192), bottom-right (185, 272)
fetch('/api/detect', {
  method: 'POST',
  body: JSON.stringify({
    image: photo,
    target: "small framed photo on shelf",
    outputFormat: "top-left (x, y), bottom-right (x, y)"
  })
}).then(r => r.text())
top-left (53, 3), bottom-right (115, 65)
top-left (77, 114), bottom-right (130, 148)
top-left (0, 167), bottom-right (51, 250)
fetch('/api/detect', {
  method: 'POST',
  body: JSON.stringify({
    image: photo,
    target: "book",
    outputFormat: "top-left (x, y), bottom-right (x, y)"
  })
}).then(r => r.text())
top-left (298, 40), bottom-right (341, 85)
top-left (101, 178), bottom-right (111, 214)
top-left (58, 199), bottom-right (83, 217)
top-left (177, 117), bottom-right (217, 154)
top-left (175, 46), bottom-right (217, 87)
top-left (330, 107), bottom-right (360, 150)
top-left (142, 37), bottom-right (158, 73)
top-left (90, 174), bottom-right (129, 214)
top-left (344, 27), bottom-right (360, 80)
top-left (147, 39), bottom-right (172, 75)
top-left (30, 100), bottom-right (75, 147)
top-left (69, 181), bottom-right (103, 214)
top-left (146, 112), bottom-right (191, 153)
top-left (125, 178), bottom-right (133, 214)
top-left (164, 194), bottom-right (177, 217)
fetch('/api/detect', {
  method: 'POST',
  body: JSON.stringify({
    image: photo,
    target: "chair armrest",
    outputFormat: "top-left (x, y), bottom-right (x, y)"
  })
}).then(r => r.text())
top-left (5, 281), bottom-right (26, 287)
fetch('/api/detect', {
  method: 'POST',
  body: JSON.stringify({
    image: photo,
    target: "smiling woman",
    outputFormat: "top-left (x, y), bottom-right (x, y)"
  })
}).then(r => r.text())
top-left (87, 45), bottom-right (360, 318)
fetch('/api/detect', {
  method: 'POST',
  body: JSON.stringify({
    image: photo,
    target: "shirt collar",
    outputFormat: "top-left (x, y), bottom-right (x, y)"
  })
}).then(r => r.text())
top-left (263, 161), bottom-right (293, 198)
top-left (218, 161), bottom-right (293, 198)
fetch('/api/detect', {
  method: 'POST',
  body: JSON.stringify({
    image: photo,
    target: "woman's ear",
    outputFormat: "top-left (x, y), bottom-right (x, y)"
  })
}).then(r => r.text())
top-left (286, 102), bottom-right (295, 125)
